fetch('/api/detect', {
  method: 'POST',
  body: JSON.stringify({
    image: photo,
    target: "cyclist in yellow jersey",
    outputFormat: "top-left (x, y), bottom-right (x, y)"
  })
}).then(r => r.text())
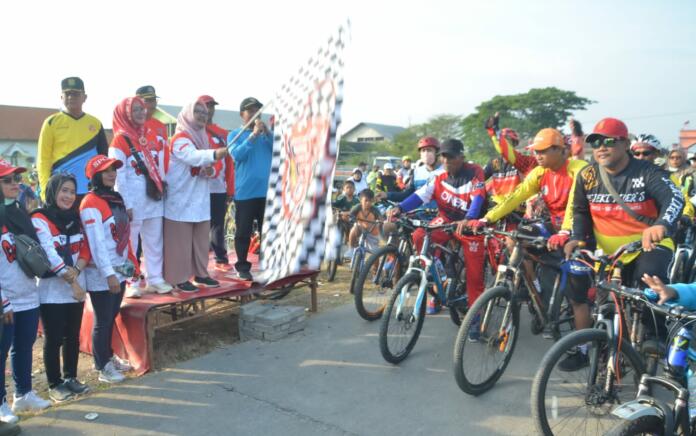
top-left (37, 77), bottom-right (108, 200)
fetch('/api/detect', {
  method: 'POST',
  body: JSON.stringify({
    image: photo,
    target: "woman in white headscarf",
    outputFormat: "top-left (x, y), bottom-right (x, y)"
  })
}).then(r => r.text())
top-left (163, 99), bottom-right (229, 292)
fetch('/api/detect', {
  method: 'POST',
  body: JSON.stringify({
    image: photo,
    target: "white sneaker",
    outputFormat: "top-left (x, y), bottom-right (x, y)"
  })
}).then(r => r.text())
top-left (0, 399), bottom-right (18, 424)
top-left (111, 355), bottom-right (133, 372)
top-left (125, 283), bottom-right (142, 298)
top-left (149, 282), bottom-right (173, 294)
top-left (11, 390), bottom-right (50, 413)
top-left (98, 361), bottom-right (125, 384)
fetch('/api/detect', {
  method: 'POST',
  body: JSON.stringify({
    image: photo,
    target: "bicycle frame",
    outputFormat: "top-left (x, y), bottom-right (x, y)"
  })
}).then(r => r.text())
top-left (394, 225), bottom-right (452, 321)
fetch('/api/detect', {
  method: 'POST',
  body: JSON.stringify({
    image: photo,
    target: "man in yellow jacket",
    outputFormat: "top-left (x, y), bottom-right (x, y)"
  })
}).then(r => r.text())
top-left (36, 77), bottom-right (108, 200)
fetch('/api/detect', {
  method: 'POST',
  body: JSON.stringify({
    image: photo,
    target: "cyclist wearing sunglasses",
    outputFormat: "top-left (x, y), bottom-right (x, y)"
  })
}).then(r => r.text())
top-left (559, 118), bottom-right (685, 370)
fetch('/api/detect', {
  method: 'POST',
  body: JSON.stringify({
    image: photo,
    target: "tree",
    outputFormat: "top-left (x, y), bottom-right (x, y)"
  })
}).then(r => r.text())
top-left (460, 87), bottom-right (595, 163)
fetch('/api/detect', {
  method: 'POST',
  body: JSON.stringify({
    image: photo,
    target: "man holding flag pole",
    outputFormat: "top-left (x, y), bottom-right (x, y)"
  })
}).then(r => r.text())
top-left (227, 98), bottom-right (273, 282)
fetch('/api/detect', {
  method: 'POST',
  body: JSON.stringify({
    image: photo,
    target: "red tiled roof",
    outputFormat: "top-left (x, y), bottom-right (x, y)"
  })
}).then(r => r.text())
top-left (681, 129), bottom-right (696, 148)
top-left (0, 105), bottom-right (58, 141)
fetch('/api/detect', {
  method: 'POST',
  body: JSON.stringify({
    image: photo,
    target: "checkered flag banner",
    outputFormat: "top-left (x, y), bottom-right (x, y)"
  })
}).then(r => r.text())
top-left (261, 21), bottom-right (349, 284)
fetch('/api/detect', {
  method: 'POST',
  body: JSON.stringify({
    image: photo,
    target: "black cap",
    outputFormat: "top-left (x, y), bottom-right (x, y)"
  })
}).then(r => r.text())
top-left (240, 97), bottom-right (262, 112)
top-left (439, 139), bottom-right (464, 157)
top-left (61, 77), bottom-right (84, 92)
top-left (136, 85), bottom-right (158, 98)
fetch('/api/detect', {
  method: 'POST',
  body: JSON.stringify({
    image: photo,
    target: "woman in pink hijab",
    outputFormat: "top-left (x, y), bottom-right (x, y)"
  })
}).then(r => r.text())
top-left (162, 99), bottom-right (229, 292)
top-left (109, 97), bottom-right (171, 298)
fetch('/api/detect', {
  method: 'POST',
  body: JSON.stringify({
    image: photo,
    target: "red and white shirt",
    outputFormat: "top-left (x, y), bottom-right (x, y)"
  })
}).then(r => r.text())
top-left (163, 132), bottom-right (217, 222)
top-left (32, 213), bottom-right (90, 304)
top-left (207, 123), bottom-right (233, 196)
top-left (412, 164), bottom-right (487, 221)
top-left (0, 225), bottom-right (39, 312)
top-left (80, 193), bottom-right (134, 291)
top-left (109, 133), bottom-right (165, 221)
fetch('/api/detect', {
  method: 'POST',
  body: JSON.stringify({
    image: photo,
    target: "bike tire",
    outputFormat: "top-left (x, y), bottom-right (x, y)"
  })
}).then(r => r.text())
top-left (326, 243), bottom-right (341, 282)
top-left (354, 245), bottom-right (402, 321)
top-left (349, 250), bottom-right (364, 294)
top-left (447, 276), bottom-right (467, 326)
top-left (604, 415), bottom-right (664, 436)
top-left (531, 328), bottom-right (645, 436)
top-left (379, 272), bottom-right (426, 364)
top-left (548, 278), bottom-right (575, 341)
top-left (452, 285), bottom-right (520, 396)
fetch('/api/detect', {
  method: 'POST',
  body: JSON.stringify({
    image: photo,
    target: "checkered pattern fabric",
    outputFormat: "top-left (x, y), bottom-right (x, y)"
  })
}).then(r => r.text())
top-left (261, 22), bottom-right (349, 284)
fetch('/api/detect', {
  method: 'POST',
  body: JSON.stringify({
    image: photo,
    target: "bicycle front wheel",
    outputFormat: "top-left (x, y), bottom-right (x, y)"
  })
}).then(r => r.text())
top-left (452, 285), bottom-right (520, 395)
top-left (349, 249), bottom-right (364, 294)
top-left (379, 272), bottom-right (426, 364)
top-left (531, 328), bottom-right (644, 436)
top-left (354, 245), bottom-right (403, 321)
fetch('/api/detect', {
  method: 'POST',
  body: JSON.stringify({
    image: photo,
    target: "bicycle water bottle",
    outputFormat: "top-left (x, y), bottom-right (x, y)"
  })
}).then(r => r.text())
top-left (434, 258), bottom-right (447, 281)
top-left (668, 327), bottom-right (691, 380)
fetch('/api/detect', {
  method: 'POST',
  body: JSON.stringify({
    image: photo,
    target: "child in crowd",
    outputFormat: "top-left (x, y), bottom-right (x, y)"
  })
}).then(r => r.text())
top-left (342, 189), bottom-right (382, 257)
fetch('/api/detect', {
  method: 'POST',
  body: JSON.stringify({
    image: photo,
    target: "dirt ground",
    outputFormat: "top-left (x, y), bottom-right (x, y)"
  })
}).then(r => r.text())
top-left (11, 265), bottom-right (355, 419)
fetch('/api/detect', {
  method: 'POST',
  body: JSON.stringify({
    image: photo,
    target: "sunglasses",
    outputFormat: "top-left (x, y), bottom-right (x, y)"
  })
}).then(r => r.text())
top-left (590, 137), bottom-right (625, 149)
top-left (633, 150), bottom-right (654, 157)
top-left (1, 174), bottom-right (22, 184)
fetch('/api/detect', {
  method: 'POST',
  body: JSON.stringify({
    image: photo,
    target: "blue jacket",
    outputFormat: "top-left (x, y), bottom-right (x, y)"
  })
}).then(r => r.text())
top-left (667, 283), bottom-right (696, 309)
top-left (227, 128), bottom-right (273, 201)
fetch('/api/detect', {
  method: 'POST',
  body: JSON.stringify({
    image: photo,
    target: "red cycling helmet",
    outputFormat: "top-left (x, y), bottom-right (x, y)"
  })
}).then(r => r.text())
top-left (500, 128), bottom-right (519, 144)
top-left (418, 136), bottom-right (440, 150)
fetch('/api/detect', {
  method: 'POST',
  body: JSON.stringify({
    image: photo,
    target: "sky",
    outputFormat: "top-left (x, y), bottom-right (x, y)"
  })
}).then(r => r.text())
top-left (2, 0), bottom-right (695, 145)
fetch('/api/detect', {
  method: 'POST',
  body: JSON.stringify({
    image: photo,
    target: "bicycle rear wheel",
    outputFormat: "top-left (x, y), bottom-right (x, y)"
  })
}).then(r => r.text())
top-left (325, 243), bottom-right (341, 282)
top-left (379, 272), bottom-right (426, 364)
top-left (531, 328), bottom-right (644, 436)
top-left (354, 245), bottom-right (403, 321)
top-left (452, 285), bottom-right (520, 395)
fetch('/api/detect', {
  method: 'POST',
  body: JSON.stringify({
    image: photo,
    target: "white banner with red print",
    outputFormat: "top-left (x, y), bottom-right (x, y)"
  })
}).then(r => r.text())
top-left (260, 22), bottom-right (349, 284)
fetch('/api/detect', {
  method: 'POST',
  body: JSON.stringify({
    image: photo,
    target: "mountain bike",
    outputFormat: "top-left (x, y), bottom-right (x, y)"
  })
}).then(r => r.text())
top-left (378, 219), bottom-right (468, 364)
top-left (530, 241), bottom-right (649, 436)
top-left (601, 282), bottom-right (696, 436)
top-left (452, 224), bottom-right (580, 395)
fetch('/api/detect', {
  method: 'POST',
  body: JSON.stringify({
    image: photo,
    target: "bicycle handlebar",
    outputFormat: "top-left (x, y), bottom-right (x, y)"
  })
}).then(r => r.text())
top-left (598, 281), bottom-right (696, 322)
top-left (480, 227), bottom-right (547, 249)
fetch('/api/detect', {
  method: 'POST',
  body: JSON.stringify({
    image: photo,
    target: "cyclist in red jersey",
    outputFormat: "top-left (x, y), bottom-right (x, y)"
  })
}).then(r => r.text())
top-left (389, 139), bottom-right (487, 314)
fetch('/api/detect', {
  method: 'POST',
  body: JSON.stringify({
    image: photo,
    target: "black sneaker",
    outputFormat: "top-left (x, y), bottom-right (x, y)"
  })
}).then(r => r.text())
top-left (558, 351), bottom-right (589, 372)
top-left (193, 276), bottom-right (220, 288)
top-left (237, 271), bottom-right (253, 282)
top-left (64, 377), bottom-right (90, 395)
top-left (48, 382), bottom-right (75, 403)
top-left (177, 281), bottom-right (199, 293)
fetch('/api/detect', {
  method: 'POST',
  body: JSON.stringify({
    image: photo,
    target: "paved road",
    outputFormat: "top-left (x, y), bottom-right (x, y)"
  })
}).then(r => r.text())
top-left (19, 303), bottom-right (552, 435)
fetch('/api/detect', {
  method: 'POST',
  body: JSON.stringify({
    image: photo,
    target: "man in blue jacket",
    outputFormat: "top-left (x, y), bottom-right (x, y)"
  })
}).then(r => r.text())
top-left (227, 97), bottom-right (272, 281)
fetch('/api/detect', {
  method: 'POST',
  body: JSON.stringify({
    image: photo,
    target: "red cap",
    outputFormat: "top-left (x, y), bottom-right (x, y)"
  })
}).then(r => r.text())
top-left (199, 95), bottom-right (219, 106)
top-left (586, 118), bottom-right (629, 143)
top-left (0, 159), bottom-right (26, 178)
top-left (85, 155), bottom-right (122, 179)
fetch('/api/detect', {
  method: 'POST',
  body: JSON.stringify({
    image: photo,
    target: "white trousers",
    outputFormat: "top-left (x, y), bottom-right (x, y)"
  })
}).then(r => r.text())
top-left (130, 217), bottom-right (165, 285)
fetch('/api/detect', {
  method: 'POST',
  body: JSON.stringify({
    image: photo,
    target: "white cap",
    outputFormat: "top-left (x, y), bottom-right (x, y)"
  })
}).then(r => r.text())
top-left (352, 167), bottom-right (362, 174)
top-left (383, 163), bottom-right (394, 170)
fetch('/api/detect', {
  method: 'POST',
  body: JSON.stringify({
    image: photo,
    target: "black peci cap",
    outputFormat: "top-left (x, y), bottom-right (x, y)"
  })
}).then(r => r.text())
top-left (439, 139), bottom-right (464, 157)
top-left (240, 97), bottom-right (262, 112)
top-left (136, 85), bottom-right (158, 98)
top-left (61, 77), bottom-right (84, 92)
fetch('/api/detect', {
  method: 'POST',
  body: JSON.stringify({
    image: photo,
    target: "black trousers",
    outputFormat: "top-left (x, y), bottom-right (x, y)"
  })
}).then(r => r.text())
top-left (88, 283), bottom-right (125, 371)
top-left (40, 302), bottom-right (85, 388)
top-left (234, 198), bottom-right (266, 273)
top-left (210, 193), bottom-right (229, 263)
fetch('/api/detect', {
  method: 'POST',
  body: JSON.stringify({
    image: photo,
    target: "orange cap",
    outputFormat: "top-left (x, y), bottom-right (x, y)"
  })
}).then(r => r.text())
top-left (530, 128), bottom-right (564, 151)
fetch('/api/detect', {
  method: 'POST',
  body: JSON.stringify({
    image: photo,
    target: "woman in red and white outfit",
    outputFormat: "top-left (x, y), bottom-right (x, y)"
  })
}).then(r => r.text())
top-left (0, 160), bottom-right (51, 422)
top-left (108, 97), bottom-right (171, 298)
top-left (32, 173), bottom-right (91, 403)
top-left (163, 99), bottom-right (229, 292)
top-left (80, 155), bottom-right (137, 384)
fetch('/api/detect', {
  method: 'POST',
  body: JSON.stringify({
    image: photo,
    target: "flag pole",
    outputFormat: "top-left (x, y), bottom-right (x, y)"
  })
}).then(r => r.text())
top-left (226, 100), bottom-right (275, 148)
